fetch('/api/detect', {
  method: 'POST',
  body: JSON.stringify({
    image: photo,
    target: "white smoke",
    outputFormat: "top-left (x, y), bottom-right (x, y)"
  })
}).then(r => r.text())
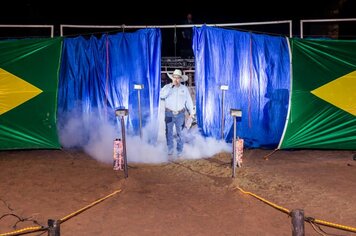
top-left (58, 106), bottom-right (231, 164)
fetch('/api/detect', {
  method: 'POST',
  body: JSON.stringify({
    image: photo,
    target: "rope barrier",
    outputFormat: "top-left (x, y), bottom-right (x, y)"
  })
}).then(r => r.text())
top-left (60, 189), bottom-right (121, 222)
top-left (0, 189), bottom-right (121, 236)
top-left (0, 226), bottom-right (45, 236)
top-left (263, 148), bottom-right (279, 160)
top-left (236, 186), bottom-right (290, 214)
top-left (312, 218), bottom-right (356, 233)
top-left (236, 186), bottom-right (356, 233)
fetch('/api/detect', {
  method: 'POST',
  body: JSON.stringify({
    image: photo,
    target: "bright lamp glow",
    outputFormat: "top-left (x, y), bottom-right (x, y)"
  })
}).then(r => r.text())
top-left (230, 109), bottom-right (242, 117)
top-left (134, 84), bottom-right (144, 90)
top-left (115, 108), bottom-right (129, 117)
top-left (220, 85), bottom-right (229, 90)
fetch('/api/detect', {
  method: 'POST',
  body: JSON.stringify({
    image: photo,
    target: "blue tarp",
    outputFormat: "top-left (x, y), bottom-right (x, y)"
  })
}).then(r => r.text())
top-left (57, 26), bottom-right (290, 149)
top-left (57, 29), bottom-right (161, 137)
top-left (193, 26), bottom-right (290, 148)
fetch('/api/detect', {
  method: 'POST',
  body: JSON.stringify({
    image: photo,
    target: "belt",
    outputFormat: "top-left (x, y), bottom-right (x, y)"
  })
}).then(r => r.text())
top-left (165, 108), bottom-right (185, 115)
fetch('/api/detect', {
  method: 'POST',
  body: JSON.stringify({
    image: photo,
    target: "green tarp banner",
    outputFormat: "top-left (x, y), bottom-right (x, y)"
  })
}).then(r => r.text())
top-left (0, 37), bottom-right (62, 150)
top-left (279, 38), bottom-right (356, 149)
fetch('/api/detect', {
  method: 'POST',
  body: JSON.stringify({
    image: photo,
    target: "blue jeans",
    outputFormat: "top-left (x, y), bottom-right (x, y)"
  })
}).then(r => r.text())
top-left (165, 111), bottom-right (185, 155)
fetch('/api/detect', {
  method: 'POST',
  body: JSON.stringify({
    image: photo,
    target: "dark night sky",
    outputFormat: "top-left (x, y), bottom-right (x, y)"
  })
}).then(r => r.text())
top-left (1, 0), bottom-right (354, 25)
top-left (0, 0), bottom-right (354, 47)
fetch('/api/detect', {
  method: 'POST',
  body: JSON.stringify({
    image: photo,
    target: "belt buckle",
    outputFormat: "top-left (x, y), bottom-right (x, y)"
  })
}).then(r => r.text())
top-left (173, 111), bottom-right (179, 115)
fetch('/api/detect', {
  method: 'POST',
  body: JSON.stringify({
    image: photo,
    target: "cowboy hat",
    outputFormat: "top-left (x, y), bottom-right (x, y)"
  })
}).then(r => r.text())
top-left (167, 69), bottom-right (188, 82)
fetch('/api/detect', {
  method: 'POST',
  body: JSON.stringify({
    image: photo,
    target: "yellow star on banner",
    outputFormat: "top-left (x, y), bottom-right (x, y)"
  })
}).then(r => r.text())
top-left (311, 70), bottom-right (356, 116)
top-left (0, 68), bottom-right (42, 115)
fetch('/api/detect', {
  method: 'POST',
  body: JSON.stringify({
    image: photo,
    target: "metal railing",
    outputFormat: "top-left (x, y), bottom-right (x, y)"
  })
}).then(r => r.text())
top-left (0, 24), bottom-right (54, 38)
top-left (300, 18), bottom-right (356, 38)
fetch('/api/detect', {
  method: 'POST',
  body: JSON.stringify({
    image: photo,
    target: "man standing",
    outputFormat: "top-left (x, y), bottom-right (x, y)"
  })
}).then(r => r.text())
top-left (160, 69), bottom-right (194, 157)
top-left (181, 13), bottom-right (194, 58)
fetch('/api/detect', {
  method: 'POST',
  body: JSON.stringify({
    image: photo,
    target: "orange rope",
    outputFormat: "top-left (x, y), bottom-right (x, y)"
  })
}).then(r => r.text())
top-left (0, 189), bottom-right (121, 236)
top-left (61, 189), bottom-right (121, 223)
top-left (236, 186), bottom-right (356, 233)
top-left (0, 226), bottom-right (44, 236)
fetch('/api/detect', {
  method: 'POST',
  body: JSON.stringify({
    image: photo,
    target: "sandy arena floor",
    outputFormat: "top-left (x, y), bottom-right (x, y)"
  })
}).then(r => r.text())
top-left (0, 149), bottom-right (355, 236)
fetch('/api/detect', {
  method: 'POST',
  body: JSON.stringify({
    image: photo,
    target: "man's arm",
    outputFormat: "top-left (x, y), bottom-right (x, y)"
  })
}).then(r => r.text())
top-left (160, 84), bottom-right (173, 100)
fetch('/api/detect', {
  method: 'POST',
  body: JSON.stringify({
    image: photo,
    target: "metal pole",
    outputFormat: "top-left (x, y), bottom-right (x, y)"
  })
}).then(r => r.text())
top-left (221, 90), bottom-right (225, 140)
top-left (232, 116), bottom-right (237, 178)
top-left (137, 89), bottom-right (142, 139)
top-left (230, 108), bottom-right (242, 175)
top-left (48, 219), bottom-right (60, 236)
top-left (120, 116), bottom-right (128, 178)
top-left (291, 209), bottom-right (305, 236)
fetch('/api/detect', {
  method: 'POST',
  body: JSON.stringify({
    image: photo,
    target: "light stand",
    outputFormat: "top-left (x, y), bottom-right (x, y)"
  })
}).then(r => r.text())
top-left (115, 108), bottom-right (129, 178)
top-left (134, 84), bottom-right (144, 139)
top-left (220, 85), bottom-right (229, 140)
top-left (230, 108), bottom-right (242, 178)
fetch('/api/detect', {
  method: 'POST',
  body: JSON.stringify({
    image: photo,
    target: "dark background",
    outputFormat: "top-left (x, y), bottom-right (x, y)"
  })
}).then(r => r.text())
top-left (0, 0), bottom-right (354, 56)
top-left (1, 0), bottom-right (354, 25)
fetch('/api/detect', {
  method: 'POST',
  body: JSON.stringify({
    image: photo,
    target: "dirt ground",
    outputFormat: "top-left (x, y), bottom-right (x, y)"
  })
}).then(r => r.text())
top-left (0, 149), bottom-right (355, 236)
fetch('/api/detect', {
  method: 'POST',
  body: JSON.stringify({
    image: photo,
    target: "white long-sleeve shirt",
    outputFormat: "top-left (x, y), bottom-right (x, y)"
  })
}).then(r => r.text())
top-left (160, 83), bottom-right (194, 115)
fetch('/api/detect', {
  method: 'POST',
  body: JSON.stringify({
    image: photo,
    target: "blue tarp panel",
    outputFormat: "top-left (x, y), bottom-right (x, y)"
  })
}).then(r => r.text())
top-left (57, 29), bottom-right (161, 139)
top-left (193, 26), bottom-right (290, 148)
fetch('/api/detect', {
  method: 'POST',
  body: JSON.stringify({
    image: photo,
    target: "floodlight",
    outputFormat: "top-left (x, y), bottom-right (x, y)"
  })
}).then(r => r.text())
top-left (220, 85), bottom-right (229, 90)
top-left (230, 109), bottom-right (242, 117)
top-left (231, 108), bottom-right (243, 178)
top-left (115, 108), bottom-right (129, 117)
top-left (134, 84), bottom-right (144, 90)
top-left (133, 84), bottom-right (144, 138)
